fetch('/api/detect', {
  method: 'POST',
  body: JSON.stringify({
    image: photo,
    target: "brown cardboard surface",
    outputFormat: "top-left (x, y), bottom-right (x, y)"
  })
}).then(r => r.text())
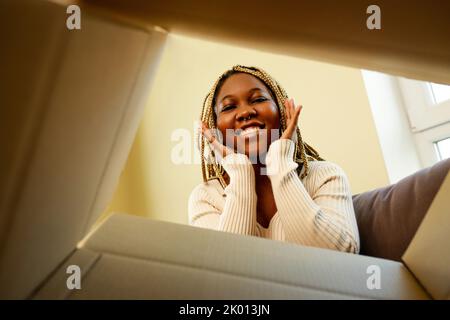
top-left (80, 0), bottom-right (450, 85)
top-left (402, 170), bottom-right (450, 300)
top-left (0, 0), bottom-right (167, 299)
top-left (32, 249), bottom-right (100, 300)
top-left (66, 252), bottom-right (365, 299)
top-left (75, 213), bottom-right (428, 299)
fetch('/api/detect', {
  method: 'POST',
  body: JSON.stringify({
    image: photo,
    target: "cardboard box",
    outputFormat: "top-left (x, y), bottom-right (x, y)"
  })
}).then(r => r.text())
top-left (0, 0), bottom-right (448, 299)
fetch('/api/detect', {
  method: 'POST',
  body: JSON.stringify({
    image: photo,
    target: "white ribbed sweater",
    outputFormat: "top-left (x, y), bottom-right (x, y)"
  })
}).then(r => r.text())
top-left (188, 139), bottom-right (360, 253)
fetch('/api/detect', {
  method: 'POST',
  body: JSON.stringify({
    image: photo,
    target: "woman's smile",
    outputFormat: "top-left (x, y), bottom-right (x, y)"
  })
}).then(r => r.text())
top-left (238, 126), bottom-right (261, 137)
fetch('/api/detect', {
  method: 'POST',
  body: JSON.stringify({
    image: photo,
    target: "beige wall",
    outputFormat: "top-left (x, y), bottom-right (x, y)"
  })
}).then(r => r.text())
top-left (103, 33), bottom-right (389, 224)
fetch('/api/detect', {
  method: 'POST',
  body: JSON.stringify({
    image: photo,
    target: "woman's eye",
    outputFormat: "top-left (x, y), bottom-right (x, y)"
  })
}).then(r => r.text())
top-left (222, 105), bottom-right (236, 112)
top-left (253, 97), bottom-right (267, 103)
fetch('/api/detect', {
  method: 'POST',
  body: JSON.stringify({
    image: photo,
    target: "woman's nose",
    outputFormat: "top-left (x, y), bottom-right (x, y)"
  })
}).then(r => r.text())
top-left (236, 106), bottom-right (257, 121)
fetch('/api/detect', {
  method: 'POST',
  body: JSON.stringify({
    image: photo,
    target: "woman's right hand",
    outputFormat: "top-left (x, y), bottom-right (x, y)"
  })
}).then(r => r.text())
top-left (199, 121), bottom-right (234, 160)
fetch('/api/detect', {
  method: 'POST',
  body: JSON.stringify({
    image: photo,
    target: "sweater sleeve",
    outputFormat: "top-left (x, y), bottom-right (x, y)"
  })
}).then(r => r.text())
top-left (188, 152), bottom-right (257, 236)
top-left (265, 139), bottom-right (360, 253)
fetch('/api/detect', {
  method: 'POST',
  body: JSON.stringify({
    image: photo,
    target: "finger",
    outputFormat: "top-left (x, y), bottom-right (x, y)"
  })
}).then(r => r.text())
top-left (294, 105), bottom-right (302, 122)
top-left (196, 121), bottom-right (203, 137)
top-left (291, 98), bottom-right (296, 120)
top-left (290, 103), bottom-right (300, 127)
top-left (282, 115), bottom-right (296, 139)
top-left (205, 131), bottom-right (225, 158)
top-left (284, 99), bottom-right (291, 120)
top-left (289, 98), bottom-right (295, 119)
top-left (212, 138), bottom-right (233, 159)
top-left (287, 111), bottom-right (296, 131)
top-left (281, 122), bottom-right (295, 140)
top-left (202, 123), bottom-right (218, 145)
top-left (200, 122), bottom-right (211, 140)
top-left (200, 121), bottom-right (208, 134)
top-left (202, 125), bottom-right (232, 158)
top-left (290, 106), bottom-right (300, 128)
top-left (211, 138), bottom-right (225, 155)
top-left (202, 123), bottom-right (214, 142)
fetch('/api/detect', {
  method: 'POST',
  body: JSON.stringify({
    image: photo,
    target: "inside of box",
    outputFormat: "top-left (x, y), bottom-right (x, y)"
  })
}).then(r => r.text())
top-left (0, 0), bottom-right (448, 299)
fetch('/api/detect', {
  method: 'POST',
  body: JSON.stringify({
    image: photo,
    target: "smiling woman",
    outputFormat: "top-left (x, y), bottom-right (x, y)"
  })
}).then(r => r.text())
top-left (188, 65), bottom-right (360, 253)
top-left (214, 74), bottom-right (280, 163)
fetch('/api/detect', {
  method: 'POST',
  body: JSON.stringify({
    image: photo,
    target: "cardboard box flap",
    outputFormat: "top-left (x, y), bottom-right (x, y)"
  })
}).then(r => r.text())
top-left (0, 1), bottom-right (167, 299)
top-left (82, 0), bottom-right (450, 85)
top-left (77, 213), bottom-right (428, 299)
top-left (402, 170), bottom-right (450, 299)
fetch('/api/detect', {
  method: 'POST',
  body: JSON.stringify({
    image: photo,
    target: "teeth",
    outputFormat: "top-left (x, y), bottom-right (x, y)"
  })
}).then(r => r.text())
top-left (239, 126), bottom-right (260, 137)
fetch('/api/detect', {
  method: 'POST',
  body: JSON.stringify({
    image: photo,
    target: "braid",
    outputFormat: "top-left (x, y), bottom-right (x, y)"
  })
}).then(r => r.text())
top-left (198, 65), bottom-right (324, 188)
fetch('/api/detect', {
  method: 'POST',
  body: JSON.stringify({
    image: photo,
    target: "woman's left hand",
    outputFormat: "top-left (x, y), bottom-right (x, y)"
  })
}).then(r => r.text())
top-left (280, 98), bottom-right (303, 141)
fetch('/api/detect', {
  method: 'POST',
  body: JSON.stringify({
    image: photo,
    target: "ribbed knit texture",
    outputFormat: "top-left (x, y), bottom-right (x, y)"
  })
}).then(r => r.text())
top-left (188, 139), bottom-right (360, 253)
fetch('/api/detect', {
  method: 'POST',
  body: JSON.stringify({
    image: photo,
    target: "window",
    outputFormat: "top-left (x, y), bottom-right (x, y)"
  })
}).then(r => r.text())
top-left (397, 78), bottom-right (450, 166)
top-left (428, 83), bottom-right (450, 105)
top-left (362, 70), bottom-right (450, 180)
top-left (435, 137), bottom-right (450, 161)
top-left (397, 78), bottom-right (450, 132)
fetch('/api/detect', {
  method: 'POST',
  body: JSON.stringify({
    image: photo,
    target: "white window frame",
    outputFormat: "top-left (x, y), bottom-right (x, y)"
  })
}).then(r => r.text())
top-left (429, 83), bottom-right (450, 105)
top-left (414, 122), bottom-right (450, 167)
top-left (397, 77), bottom-right (450, 133)
top-left (397, 77), bottom-right (450, 167)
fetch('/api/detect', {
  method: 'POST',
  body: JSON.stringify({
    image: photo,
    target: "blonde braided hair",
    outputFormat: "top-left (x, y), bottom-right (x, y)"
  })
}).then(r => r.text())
top-left (198, 65), bottom-right (323, 189)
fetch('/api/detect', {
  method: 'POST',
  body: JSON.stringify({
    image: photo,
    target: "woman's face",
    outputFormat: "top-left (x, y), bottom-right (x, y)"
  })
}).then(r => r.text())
top-left (214, 73), bottom-right (280, 161)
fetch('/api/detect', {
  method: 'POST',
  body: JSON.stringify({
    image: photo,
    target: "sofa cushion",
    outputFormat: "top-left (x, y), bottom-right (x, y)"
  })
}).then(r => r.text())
top-left (352, 159), bottom-right (450, 261)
